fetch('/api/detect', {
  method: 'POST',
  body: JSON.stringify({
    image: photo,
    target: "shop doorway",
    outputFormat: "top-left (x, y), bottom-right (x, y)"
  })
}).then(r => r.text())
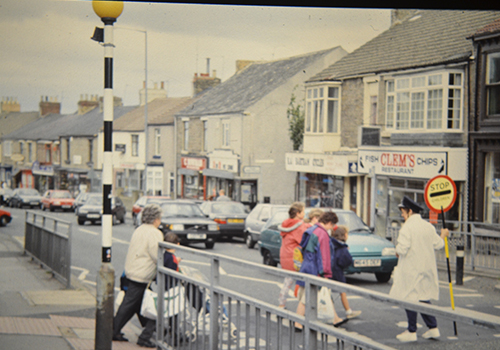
top-left (241, 180), bottom-right (257, 210)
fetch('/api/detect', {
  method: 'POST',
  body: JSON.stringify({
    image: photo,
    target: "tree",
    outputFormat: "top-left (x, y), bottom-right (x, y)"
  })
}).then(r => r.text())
top-left (287, 91), bottom-right (305, 151)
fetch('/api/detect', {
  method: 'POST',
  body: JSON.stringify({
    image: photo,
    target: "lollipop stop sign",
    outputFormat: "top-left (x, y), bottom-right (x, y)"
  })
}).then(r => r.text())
top-left (424, 175), bottom-right (457, 213)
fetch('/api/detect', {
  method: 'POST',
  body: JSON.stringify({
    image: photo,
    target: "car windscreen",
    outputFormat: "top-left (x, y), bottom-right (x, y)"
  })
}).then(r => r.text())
top-left (20, 189), bottom-right (39, 196)
top-left (86, 196), bottom-right (102, 206)
top-left (211, 202), bottom-right (246, 215)
top-left (52, 191), bottom-right (72, 199)
top-left (336, 212), bottom-right (370, 232)
top-left (264, 210), bottom-right (289, 230)
top-left (161, 203), bottom-right (205, 218)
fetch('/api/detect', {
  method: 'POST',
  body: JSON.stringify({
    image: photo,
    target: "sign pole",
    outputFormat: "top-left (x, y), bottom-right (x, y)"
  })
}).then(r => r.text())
top-left (441, 206), bottom-right (457, 336)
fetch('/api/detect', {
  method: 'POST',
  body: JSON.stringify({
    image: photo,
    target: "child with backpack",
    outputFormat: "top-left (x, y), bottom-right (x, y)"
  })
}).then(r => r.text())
top-left (331, 225), bottom-right (362, 319)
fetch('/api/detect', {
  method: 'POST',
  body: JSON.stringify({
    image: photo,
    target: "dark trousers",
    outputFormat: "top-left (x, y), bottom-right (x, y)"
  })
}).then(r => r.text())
top-left (405, 300), bottom-right (437, 332)
top-left (113, 279), bottom-right (156, 341)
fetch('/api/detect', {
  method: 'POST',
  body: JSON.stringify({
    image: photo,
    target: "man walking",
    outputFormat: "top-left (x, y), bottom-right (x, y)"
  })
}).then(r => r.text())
top-left (113, 204), bottom-right (164, 348)
top-left (390, 196), bottom-right (449, 342)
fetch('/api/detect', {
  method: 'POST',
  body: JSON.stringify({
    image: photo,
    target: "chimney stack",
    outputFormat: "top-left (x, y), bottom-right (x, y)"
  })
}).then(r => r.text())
top-left (77, 94), bottom-right (99, 115)
top-left (1, 97), bottom-right (21, 113)
top-left (39, 95), bottom-right (61, 116)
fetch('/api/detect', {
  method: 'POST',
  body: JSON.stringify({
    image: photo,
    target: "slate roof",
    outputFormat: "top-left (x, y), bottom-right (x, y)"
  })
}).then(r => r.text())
top-left (113, 97), bottom-right (195, 132)
top-left (308, 10), bottom-right (500, 82)
top-left (1, 106), bottom-right (135, 141)
top-left (176, 46), bottom-right (344, 117)
top-left (0, 112), bottom-right (40, 139)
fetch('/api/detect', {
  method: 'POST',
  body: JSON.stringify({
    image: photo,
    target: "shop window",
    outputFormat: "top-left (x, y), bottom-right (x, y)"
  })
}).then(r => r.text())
top-left (485, 152), bottom-right (500, 224)
top-left (386, 70), bottom-right (462, 131)
top-left (301, 173), bottom-right (344, 208)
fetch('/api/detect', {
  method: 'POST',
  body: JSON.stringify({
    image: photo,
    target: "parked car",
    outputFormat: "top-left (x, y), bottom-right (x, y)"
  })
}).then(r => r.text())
top-left (10, 188), bottom-right (43, 209)
top-left (77, 194), bottom-right (126, 225)
top-left (158, 200), bottom-right (220, 249)
top-left (199, 201), bottom-right (249, 240)
top-left (244, 203), bottom-right (289, 248)
top-left (258, 208), bottom-right (398, 283)
top-left (0, 188), bottom-right (13, 206)
top-left (0, 209), bottom-right (12, 226)
top-left (74, 192), bottom-right (98, 215)
top-left (41, 190), bottom-right (75, 212)
top-left (132, 195), bottom-right (171, 226)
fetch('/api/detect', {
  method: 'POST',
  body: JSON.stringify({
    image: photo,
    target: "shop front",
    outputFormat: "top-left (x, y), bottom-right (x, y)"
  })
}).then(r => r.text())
top-left (358, 146), bottom-right (468, 238)
top-left (285, 152), bottom-right (361, 213)
top-left (178, 156), bottom-right (206, 200)
top-left (204, 150), bottom-right (239, 201)
top-left (31, 161), bottom-right (56, 192)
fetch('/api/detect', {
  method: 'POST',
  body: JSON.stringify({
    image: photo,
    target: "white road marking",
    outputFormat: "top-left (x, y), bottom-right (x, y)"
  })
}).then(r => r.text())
top-left (438, 281), bottom-right (478, 293)
top-left (78, 228), bottom-right (129, 244)
top-left (494, 306), bottom-right (500, 309)
top-left (79, 228), bottom-right (98, 235)
top-left (447, 336), bottom-right (459, 340)
top-left (181, 260), bottom-right (227, 275)
top-left (225, 273), bottom-right (282, 286)
top-left (71, 266), bottom-right (90, 280)
top-left (453, 293), bottom-right (484, 297)
top-left (494, 334), bottom-right (500, 338)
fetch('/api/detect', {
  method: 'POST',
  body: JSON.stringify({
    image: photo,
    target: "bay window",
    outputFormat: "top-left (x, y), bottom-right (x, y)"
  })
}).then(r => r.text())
top-left (306, 85), bottom-right (340, 134)
top-left (386, 71), bottom-right (463, 131)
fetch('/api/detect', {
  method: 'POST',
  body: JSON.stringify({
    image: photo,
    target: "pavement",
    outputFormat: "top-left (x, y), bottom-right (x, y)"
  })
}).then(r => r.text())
top-left (0, 230), bottom-right (144, 350)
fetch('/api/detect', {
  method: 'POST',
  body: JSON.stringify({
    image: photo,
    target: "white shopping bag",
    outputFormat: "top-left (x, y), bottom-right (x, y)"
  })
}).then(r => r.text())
top-left (317, 287), bottom-right (335, 323)
top-left (141, 285), bottom-right (185, 320)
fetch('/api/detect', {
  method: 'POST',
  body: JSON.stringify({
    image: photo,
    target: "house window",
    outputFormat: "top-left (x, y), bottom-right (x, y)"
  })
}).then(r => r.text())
top-left (19, 142), bottom-right (24, 156)
top-left (203, 120), bottom-right (208, 152)
top-left (183, 121), bottom-right (189, 151)
top-left (131, 134), bottom-right (139, 157)
top-left (222, 119), bottom-right (230, 147)
top-left (88, 139), bottom-right (93, 164)
top-left (487, 52), bottom-right (500, 117)
top-left (154, 128), bottom-right (161, 156)
top-left (45, 144), bottom-right (51, 163)
top-left (3, 141), bottom-right (12, 157)
top-left (53, 143), bottom-right (60, 163)
top-left (306, 85), bottom-right (340, 134)
top-left (386, 71), bottom-right (463, 131)
top-left (66, 138), bottom-right (70, 163)
top-left (369, 95), bottom-right (377, 126)
top-left (28, 143), bottom-right (33, 163)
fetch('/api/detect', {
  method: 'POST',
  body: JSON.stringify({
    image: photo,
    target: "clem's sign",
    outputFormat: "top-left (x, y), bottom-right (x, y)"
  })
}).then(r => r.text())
top-left (358, 149), bottom-right (447, 179)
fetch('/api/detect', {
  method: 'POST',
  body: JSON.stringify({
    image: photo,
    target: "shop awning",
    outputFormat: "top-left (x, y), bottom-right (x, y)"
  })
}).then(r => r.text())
top-left (202, 168), bottom-right (235, 179)
top-left (178, 168), bottom-right (199, 176)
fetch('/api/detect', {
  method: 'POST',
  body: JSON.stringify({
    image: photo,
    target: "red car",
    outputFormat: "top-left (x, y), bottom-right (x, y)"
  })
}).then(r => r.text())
top-left (41, 190), bottom-right (75, 212)
top-left (0, 209), bottom-right (12, 226)
top-left (132, 195), bottom-right (171, 226)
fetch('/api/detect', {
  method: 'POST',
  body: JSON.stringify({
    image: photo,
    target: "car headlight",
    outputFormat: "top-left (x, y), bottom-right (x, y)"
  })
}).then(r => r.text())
top-left (54, 201), bottom-right (61, 205)
top-left (170, 224), bottom-right (184, 231)
top-left (79, 209), bottom-right (88, 214)
top-left (382, 247), bottom-right (396, 256)
top-left (208, 224), bottom-right (219, 231)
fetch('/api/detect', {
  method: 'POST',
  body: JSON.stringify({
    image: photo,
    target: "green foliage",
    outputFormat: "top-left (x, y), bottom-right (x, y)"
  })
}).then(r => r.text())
top-left (287, 92), bottom-right (305, 151)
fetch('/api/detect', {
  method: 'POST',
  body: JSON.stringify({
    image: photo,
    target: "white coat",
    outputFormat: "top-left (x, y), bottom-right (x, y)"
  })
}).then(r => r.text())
top-left (389, 214), bottom-right (444, 302)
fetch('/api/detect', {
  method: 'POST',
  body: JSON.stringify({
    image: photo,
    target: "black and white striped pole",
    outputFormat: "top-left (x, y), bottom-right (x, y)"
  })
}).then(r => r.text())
top-left (92, 1), bottom-right (123, 349)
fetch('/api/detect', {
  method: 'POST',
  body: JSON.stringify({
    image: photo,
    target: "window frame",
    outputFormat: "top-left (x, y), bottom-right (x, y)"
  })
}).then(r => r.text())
top-left (154, 128), bottom-right (161, 156)
top-left (203, 119), bottom-right (208, 152)
top-left (222, 119), bottom-right (230, 148)
top-left (385, 70), bottom-right (464, 132)
top-left (305, 84), bottom-right (341, 135)
top-left (486, 52), bottom-right (500, 118)
top-left (183, 121), bottom-right (189, 151)
top-left (131, 134), bottom-right (139, 157)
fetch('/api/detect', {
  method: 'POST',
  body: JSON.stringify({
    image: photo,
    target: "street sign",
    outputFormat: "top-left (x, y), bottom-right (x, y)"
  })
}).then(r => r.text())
top-left (424, 175), bottom-right (457, 213)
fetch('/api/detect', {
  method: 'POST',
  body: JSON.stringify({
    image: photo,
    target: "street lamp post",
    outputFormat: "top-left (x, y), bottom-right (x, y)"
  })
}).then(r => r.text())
top-left (92, 1), bottom-right (123, 349)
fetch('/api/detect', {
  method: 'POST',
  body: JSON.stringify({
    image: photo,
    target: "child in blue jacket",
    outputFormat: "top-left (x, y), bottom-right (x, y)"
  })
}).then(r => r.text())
top-left (331, 225), bottom-right (362, 319)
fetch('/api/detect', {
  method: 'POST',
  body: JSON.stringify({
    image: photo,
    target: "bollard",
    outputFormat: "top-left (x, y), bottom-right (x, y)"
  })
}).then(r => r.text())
top-left (456, 245), bottom-right (464, 285)
top-left (95, 263), bottom-right (115, 350)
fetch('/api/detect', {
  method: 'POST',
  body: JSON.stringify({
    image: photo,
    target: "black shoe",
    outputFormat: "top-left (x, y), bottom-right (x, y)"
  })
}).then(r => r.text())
top-left (137, 338), bottom-right (156, 348)
top-left (112, 334), bottom-right (129, 342)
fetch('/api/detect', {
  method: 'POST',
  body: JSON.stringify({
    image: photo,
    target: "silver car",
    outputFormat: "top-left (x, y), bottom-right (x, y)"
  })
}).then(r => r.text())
top-left (244, 204), bottom-right (288, 248)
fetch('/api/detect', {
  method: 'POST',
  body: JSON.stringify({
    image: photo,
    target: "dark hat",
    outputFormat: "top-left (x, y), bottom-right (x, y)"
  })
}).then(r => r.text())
top-left (398, 196), bottom-right (423, 213)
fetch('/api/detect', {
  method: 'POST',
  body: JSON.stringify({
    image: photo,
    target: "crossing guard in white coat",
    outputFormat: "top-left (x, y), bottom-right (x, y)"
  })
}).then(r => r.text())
top-left (389, 196), bottom-right (449, 343)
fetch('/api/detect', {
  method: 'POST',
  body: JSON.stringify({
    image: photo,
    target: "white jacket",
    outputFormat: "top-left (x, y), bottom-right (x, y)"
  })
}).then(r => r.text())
top-left (124, 224), bottom-right (164, 284)
top-left (389, 214), bottom-right (444, 301)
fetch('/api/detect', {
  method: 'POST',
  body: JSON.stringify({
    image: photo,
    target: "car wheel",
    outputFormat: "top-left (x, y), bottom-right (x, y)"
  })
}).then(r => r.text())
top-left (78, 218), bottom-right (85, 225)
top-left (50, 205), bottom-right (54, 212)
top-left (375, 272), bottom-right (392, 283)
top-left (205, 241), bottom-right (215, 249)
top-left (263, 250), bottom-right (277, 267)
top-left (245, 233), bottom-right (256, 249)
top-left (0, 215), bottom-right (8, 226)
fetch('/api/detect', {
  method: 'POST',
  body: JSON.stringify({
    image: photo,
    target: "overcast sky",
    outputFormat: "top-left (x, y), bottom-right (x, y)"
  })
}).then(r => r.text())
top-left (0, 1), bottom-right (393, 114)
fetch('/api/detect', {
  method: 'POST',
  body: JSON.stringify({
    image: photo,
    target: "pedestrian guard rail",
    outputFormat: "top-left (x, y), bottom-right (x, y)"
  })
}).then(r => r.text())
top-left (387, 218), bottom-right (500, 274)
top-left (155, 241), bottom-right (500, 350)
top-left (24, 210), bottom-right (72, 288)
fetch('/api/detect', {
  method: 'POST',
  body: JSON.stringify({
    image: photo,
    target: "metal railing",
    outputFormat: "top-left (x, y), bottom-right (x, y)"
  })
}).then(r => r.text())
top-left (154, 242), bottom-right (500, 350)
top-left (24, 210), bottom-right (72, 288)
top-left (386, 218), bottom-right (500, 274)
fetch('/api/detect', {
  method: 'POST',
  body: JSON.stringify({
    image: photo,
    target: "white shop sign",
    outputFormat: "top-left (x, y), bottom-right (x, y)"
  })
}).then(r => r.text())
top-left (285, 153), bottom-right (355, 176)
top-left (358, 149), bottom-right (447, 179)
